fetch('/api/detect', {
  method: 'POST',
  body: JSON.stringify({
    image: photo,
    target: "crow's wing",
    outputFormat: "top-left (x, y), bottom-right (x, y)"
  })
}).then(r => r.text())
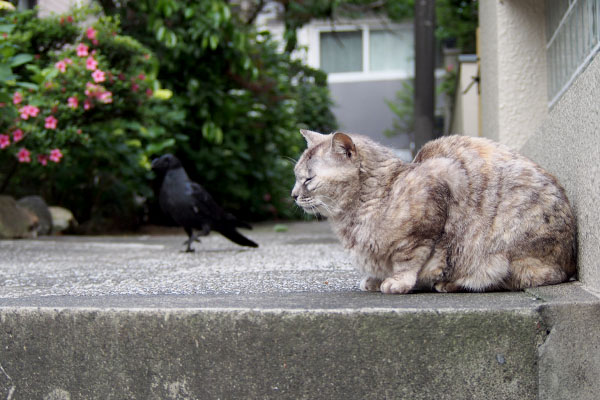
top-left (187, 181), bottom-right (226, 221)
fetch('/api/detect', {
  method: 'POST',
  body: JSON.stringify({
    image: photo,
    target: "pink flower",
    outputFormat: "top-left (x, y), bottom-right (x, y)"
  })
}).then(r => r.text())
top-left (138, 73), bottom-right (146, 81)
top-left (67, 96), bottom-right (78, 109)
top-left (44, 115), bottom-right (58, 129)
top-left (55, 60), bottom-right (67, 73)
top-left (49, 148), bottom-right (63, 163)
top-left (85, 82), bottom-right (98, 96)
top-left (12, 129), bottom-right (24, 142)
top-left (86, 27), bottom-right (97, 40)
top-left (86, 56), bottom-right (98, 71)
top-left (0, 134), bottom-right (10, 149)
top-left (92, 69), bottom-right (105, 83)
top-left (64, 58), bottom-right (73, 65)
top-left (146, 88), bottom-right (153, 97)
top-left (76, 43), bottom-right (89, 57)
top-left (77, 129), bottom-right (82, 135)
top-left (17, 148), bottom-right (31, 163)
top-left (37, 154), bottom-right (48, 166)
top-left (19, 105), bottom-right (40, 120)
top-left (84, 99), bottom-right (91, 110)
top-left (99, 91), bottom-right (112, 104)
top-left (131, 83), bottom-right (139, 92)
top-left (13, 91), bottom-right (23, 105)
top-left (0, 103), bottom-right (5, 108)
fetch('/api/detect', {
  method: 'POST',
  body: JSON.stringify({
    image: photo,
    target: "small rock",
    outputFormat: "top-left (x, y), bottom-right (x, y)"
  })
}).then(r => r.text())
top-left (0, 195), bottom-right (37, 238)
top-left (49, 206), bottom-right (77, 234)
top-left (17, 195), bottom-right (53, 236)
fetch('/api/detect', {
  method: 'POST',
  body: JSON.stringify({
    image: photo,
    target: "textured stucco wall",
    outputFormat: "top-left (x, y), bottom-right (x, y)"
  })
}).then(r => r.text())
top-left (520, 54), bottom-right (600, 293)
top-left (480, 0), bottom-right (547, 149)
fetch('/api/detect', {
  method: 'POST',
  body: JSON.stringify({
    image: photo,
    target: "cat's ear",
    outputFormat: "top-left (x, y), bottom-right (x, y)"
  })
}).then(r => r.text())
top-left (299, 129), bottom-right (324, 147)
top-left (331, 132), bottom-right (356, 159)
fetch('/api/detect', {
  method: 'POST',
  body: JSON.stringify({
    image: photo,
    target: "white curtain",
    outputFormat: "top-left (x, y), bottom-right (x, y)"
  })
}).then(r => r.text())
top-left (369, 29), bottom-right (414, 73)
top-left (320, 31), bottom-right (363, 73)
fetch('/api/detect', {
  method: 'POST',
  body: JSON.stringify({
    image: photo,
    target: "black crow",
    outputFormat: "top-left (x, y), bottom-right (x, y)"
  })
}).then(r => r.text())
top-left (151, 154), bottom-right (258, 251)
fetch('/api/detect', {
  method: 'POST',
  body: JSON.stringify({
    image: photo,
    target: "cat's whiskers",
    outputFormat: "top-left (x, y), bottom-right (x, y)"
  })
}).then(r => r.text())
top-left (281, 156), bottom-right (298, 166)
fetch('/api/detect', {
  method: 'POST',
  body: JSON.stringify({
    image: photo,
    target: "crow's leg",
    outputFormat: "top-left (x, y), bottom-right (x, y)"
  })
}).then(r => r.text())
top-left (182, 227), bottom-right (198, 253)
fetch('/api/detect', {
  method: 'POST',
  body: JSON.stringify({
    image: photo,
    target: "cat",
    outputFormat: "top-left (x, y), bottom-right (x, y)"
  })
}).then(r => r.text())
top-left (291, 130), bottom-right (577, 294)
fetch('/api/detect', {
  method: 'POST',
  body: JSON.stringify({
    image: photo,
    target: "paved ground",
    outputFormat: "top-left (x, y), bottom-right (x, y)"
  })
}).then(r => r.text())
top-left (0, 221), bottom-right (361, 298)
top-left (0, 220), bottom-right (555, 310)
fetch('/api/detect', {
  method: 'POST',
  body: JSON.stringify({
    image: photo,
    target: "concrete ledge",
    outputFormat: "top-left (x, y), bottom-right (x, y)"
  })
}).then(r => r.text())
top-left (0, 296), bottom-right (543, 399)
top-left (0, 223), bottom-right (598, 399)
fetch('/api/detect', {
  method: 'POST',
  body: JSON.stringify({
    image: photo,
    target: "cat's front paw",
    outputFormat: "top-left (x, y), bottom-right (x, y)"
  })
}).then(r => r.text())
top-left (434, 281), bottom-right (461, 293)
top-left (360, 276), bottom-right (382, 292)
top-left (380, 274), bottom-right (416, 294)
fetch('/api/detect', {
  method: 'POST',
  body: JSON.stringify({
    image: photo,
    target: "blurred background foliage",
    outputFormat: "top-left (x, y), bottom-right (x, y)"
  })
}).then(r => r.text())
top-left (98, 0), bottom-right (338, 224)
top-left (1, 0), bottom-right (339, 231)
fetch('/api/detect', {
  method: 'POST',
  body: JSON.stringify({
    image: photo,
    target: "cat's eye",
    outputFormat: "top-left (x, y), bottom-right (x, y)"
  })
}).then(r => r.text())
top-left (303, 176), bottom-right (314, 186)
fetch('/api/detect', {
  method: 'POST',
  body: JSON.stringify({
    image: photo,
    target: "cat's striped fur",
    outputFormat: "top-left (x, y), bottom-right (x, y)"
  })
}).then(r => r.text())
top-left (292, 130), bottom-right (576, 294)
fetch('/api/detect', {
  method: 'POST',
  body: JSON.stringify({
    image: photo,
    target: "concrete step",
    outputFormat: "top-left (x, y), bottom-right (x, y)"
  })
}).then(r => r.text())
top-left (0, 222), bottom-right (598, 399)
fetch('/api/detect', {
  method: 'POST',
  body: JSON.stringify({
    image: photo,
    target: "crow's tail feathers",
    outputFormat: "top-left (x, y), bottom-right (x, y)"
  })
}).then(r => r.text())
top-left (217, 227), bottom-right (258, 248)
top-left (224, 213), bottom-right (253, 230)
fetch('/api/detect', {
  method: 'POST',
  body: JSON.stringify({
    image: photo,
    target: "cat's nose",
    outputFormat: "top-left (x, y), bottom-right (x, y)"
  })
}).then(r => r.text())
top-left (292, 194), bottom-right (298, 201)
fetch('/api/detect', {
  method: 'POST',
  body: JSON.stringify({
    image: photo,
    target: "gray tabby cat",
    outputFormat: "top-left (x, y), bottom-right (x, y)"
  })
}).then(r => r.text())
top-left (292, 130), bottom-right (576, 294)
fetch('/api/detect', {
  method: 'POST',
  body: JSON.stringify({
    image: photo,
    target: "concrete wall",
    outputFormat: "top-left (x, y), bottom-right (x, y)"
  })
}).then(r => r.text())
top-left (479, 0), bottom-right (547, 149)
top-left (480, 0), bottom-right (600, 293)
top-left (520, 53), bottom-right (600, 294)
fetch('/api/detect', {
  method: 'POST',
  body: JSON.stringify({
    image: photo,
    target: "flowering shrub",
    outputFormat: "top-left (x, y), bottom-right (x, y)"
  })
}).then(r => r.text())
top-left (0, 8), bottom-right (176, 230)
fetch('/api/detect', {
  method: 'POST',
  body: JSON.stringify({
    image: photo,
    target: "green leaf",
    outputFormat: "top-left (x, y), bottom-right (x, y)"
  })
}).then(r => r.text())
top-left (165, 31), bottom-right (177, 47)
top-left (0, 64), bottom-right (13, 81)
top-left (156, 26), bottom-right (166, 41)
top-left (209, 34), bottom-right (219, 50)
top-left (0, 24), bottom-right (14, 34)
top-left (14, 81), bottom-right (38, 90)
top-left (146, 138), bottom-right (175, 154)
top-left (9, 54), bottom-right (34, 68)
top-left (126, 139), bottom-right (142, 148)
top-left (273, 224), bottom-right (288, 233)
top-left (221, 5), bottom-right (231, 22)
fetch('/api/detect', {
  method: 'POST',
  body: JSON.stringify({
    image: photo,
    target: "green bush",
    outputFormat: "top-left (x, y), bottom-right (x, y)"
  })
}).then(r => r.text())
top-left (0, 8), bottom-right (175, 231)
top-left (101, 0), bottom-right (337, 220)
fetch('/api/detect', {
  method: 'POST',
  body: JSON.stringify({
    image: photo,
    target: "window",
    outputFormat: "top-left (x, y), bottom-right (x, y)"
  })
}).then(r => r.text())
top-left (546, 0), bottom-right (600, 105)
top-left (320, 31), bottom-right (363, 73)
top-left (369, 30), bottom-right (413, 72)
top-left (318, 24), bottom-right (414, 82)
